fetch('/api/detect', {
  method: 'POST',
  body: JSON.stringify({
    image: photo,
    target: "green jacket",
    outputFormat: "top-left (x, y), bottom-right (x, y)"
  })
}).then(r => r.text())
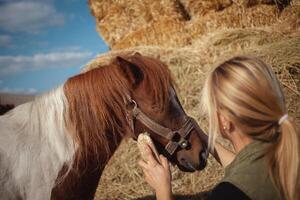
top-left (221, 141), bottom-right (281, 200)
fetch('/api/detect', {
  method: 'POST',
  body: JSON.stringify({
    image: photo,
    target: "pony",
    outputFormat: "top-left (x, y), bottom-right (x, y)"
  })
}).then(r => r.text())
top-left (0, 53), bottom-right (207, 200)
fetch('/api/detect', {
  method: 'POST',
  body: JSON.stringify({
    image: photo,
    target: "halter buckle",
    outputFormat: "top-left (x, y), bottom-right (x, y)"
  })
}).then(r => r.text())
top-left (127, 99), bottom-right (137, 110)
top-left (179, 139), bottom-right (189, 149)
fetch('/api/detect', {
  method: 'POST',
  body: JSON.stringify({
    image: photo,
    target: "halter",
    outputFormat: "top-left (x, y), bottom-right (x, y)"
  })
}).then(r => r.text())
top-left (126, 98), bottom-right (199, 157)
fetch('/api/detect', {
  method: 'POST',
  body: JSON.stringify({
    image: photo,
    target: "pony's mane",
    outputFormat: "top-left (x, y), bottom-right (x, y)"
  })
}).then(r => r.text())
top-left (63, 54), bottom-right (173, 170)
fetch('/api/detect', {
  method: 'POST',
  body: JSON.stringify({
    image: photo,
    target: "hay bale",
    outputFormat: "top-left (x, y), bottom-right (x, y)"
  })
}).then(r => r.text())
top-left (88, 0), bottom-right (293, 49)
top-left (89, 0), bottom-right (184, 47)
top-left (179, 0), bottom-right (233, 17)
top-left (112, 17), bottom-right (188, 50)
top-left (275, 4), bottom-right (300, 33)
top-left (112, 4), bottom-right (282, 49)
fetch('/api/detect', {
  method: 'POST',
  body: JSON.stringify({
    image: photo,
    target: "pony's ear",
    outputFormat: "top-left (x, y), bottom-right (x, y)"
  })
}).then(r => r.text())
top-left (116, 56), bottom-right (144, 86)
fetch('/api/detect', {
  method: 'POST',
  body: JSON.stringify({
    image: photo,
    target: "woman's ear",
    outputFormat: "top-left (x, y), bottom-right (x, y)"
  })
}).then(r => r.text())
top-left (219, 113), bottom-right (234, 137)
top-left (115, 56), bottom-right (144, 86)
top-left (219, 114), bottom-right (229, 130)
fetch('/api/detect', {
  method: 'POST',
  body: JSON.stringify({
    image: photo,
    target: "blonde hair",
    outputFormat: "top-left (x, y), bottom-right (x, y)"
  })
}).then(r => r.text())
top-left (201, 56), bottom-right (300, 200)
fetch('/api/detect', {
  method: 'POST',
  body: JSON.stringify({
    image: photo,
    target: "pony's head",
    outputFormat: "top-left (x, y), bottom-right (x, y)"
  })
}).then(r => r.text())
top-left (116, 53), bottom-right (207, 171)
top-left (64, 52), bottom-right (207, 172)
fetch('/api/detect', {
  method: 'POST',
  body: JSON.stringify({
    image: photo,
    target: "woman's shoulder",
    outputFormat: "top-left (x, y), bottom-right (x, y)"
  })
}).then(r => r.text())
top-left (210, 182), bottom-right (251, 200)
top-left (221, 142), bottom-right (281, 200)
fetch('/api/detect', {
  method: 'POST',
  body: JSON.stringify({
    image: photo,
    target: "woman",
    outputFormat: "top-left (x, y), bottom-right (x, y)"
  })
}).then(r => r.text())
top-left (139, 56), bottom-right (300, 200)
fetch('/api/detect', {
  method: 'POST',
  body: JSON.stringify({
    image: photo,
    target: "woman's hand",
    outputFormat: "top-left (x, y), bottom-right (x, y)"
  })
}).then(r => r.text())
top-left (138, 145), bottom-right (173, 200)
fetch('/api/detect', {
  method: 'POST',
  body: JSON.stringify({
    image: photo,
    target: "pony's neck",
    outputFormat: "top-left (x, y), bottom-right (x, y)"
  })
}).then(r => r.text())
top-left (28, 65), bottom-right (131, 199)
top-left (63, 66), bottom-right (131, 170)
top-left (35, 84), bottom-right (124, 199)
top-left (51, 67), bottom-right (129, 199)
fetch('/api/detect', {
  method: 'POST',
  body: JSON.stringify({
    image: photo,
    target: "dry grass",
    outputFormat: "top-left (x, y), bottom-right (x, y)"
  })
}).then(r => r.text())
top-left (86, 0), bottom-right (300, 199)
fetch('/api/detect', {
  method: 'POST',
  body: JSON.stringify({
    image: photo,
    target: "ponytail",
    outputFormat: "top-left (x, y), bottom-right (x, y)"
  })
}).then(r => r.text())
top-left (267, 118), bottom-right (300, 200)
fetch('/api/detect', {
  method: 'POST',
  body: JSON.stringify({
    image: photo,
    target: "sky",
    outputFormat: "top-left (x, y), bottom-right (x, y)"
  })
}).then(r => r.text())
top-left (0, 0), bottom-right (109, 95)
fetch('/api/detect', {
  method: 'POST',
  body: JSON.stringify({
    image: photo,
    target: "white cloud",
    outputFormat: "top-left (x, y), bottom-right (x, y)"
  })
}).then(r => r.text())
top-left (0, 51), bottom-right (93, 75)
top-left (27, 88), bottom-right (37, 94)
top-left (0, 87), bottom-right (37, 95)
top-left (0, 1), bottom-right (65, 34)
top-left (51, 46), bottom-right (82, 52)
top-left (0, 35), bottom-right (12, 47)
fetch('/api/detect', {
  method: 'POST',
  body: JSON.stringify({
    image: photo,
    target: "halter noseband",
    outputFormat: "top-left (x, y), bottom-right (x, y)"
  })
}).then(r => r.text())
top-left (126, 99), bottom-right (198, 157)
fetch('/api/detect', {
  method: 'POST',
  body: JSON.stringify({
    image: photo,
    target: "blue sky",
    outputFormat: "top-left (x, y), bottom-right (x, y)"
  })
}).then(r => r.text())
top-left (0, 0), bottom-right (109, 94)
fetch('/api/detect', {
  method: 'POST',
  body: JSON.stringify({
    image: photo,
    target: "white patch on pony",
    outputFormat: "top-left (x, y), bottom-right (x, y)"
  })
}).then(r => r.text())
top-left (0, 86), bottom-right (76, 200)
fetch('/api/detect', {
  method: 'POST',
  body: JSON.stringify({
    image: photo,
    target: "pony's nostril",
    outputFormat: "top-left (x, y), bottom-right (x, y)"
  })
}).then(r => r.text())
top-left (179, 157), bottom-right (186, 163)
